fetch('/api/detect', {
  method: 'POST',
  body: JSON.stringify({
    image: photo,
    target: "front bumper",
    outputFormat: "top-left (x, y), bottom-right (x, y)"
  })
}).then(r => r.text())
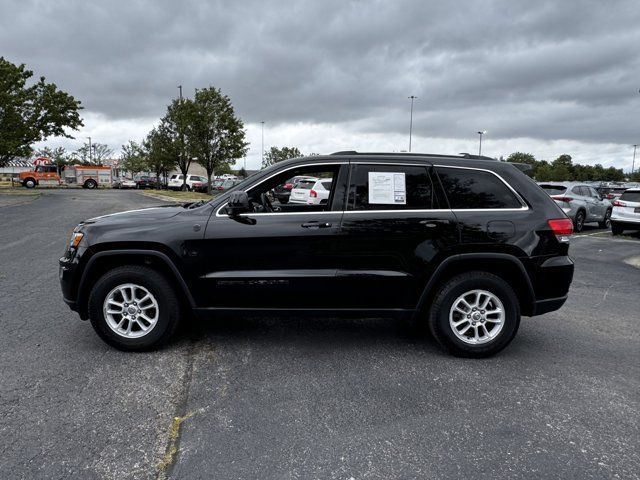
top-left (59, 256), bottom-right (80, 313)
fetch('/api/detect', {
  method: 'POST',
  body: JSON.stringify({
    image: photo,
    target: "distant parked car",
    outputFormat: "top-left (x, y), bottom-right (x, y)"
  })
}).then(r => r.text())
top-left (306, 179), bottom-right (332, 205)
top-left (272, 175), bottom-right (312, 204)
top-left (289, 177), bottom-right (319, 204)
top-left (168, 174), bottom-right (207, 191)
top-left (611, 188), bottom-right (640, 235)
top-left (539, 182), bottom-right (612, 232)
top-left (135, 176), bottom-right (158, 189)
top-left (213, 178), bottom-right (241, 192)
top-left (116, 178), bottom-right (136, 189)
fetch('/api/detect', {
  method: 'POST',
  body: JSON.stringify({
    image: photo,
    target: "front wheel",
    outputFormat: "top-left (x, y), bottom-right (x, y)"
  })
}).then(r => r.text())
top-left (598, 209), bottom-right (612, 229)
top-left (88, 266), bottom-right (181, 351)
top-left (24, 178), bottom-right (36, 188)
top-left (427, 271), bottom-right (521, 357)
top-left (84, 179), bottom-right (97, 189)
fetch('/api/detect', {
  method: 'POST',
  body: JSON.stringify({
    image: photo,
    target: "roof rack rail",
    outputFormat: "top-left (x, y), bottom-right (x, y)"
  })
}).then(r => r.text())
top-left (330, 150), bottom-right (497, 160)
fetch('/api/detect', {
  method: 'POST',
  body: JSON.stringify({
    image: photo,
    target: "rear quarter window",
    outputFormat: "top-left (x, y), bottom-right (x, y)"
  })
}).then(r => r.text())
top-left (436, 167), bottom-right (522, 209)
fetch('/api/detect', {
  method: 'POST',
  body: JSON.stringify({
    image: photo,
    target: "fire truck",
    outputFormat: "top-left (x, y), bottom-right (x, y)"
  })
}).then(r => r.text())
top-left (19, 158), bottom-right (112, 189)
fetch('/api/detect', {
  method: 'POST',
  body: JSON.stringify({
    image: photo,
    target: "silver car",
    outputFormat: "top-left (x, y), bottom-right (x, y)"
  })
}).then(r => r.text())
top-left (538, 182), bottom-right (612, 232)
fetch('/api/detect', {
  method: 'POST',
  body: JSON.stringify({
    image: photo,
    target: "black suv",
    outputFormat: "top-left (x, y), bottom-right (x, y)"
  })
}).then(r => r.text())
top-left (60, 152), bottom-right (574, 357)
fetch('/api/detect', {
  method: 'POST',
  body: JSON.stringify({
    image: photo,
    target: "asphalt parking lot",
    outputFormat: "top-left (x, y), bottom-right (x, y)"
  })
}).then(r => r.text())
top-left (0, 189), bottom-right (638, 480)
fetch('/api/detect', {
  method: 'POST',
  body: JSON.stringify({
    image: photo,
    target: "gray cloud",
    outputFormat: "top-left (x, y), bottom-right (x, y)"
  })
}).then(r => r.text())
top-left (1, 0), bottom-right (639, 155)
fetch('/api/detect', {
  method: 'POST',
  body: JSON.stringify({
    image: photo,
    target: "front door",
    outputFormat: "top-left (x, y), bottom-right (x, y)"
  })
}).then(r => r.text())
top-left (335, 163), bottom-right (459, 310)
top-left (197, 163), bottom-right (348, 310)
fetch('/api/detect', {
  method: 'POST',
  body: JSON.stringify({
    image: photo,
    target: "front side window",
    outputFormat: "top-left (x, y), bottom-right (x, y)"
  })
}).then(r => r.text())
top-left (347, 164), bottom-right (435, 210)
top-left (436, 167), bottom-right (522, 209)
top-left (240, 164), bottom-right (342, 213)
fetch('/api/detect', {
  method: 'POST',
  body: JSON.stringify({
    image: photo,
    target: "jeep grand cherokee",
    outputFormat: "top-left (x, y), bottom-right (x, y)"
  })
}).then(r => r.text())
top-left (60, 152), bottom-right (574, 357)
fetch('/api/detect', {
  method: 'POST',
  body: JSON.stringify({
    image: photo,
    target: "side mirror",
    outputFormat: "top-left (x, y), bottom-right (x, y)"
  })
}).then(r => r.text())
top-left (227, 190), bottom-right (250, 216)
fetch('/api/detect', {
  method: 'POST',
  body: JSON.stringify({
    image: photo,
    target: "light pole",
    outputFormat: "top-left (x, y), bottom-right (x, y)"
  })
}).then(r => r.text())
top-left (477, 130), bottom-right (486, 156)
top-left (408, 96), bottom-right (417, 152)
top-left (86, 136), bottom-right (92, 163)
top-left (261, 121), bottom-right (265, 166)
top-left (633, 144), bottom-right (638, 175)
top-left (177, 85), bottom-right (183, 101)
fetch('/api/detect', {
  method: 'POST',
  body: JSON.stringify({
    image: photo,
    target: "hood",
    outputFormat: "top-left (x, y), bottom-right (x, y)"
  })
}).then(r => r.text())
top-left (83, 205), bottom-right (183, 226)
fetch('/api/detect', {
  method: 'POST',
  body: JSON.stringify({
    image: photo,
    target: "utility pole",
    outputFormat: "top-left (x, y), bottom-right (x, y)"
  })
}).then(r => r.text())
top-left (178, 85), bottom-right (183, 101)
top-left (408, 96), bottom-right (417, 152)
top-left (477, 131), bottom-right (486, 156)
top-left (633, 144), bottom-right (638, 175)
top-left (261, 121), bottom-right (265, 167)
top-left (86, 136), bottom-right (92, 163)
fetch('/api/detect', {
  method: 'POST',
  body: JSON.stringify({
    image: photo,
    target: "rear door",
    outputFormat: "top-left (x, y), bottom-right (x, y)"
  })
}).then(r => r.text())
top-left (335, 162), bottom-right (458, 310)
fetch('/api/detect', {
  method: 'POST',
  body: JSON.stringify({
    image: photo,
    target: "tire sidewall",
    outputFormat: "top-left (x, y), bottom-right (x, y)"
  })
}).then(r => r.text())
top-left (88, 268), bottom-right (178, 350)
top-left (574, 211), bottom-right (585, 232)
top-left (430, 273), bottom-right (520, 357)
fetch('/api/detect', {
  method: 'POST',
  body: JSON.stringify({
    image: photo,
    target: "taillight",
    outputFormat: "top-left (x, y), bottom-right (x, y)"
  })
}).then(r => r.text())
top-left (612, 200), bottom-right (626, 207)
top-left (606, 194), bottom-right (615, 199)
top-left (310, 189), bottom-right (317, 198)
top-left (284, 183), bottom-right (293, 190)
top-left (551, 195), bottom-right (573, 203)
top-left (548, 218), bottom-right (573, 243)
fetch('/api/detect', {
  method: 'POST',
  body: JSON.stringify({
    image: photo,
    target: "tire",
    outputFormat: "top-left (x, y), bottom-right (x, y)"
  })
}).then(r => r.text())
top-left (573, 210), bottom-right (585, 233)
top-left (24, 178), bottom-right (36, 188)
top-left (611, 222), bottom-right (623, 236)
top-left (279, 196), bottom-right (289, 204)
top-left (598, 209), bottom-right (612, 229)
top-left (427, 271), bottom-right (521, 358)
top-left (88, 266), bottom-right (181, 351)
top-left (85, 179), bottom-right (97, 189)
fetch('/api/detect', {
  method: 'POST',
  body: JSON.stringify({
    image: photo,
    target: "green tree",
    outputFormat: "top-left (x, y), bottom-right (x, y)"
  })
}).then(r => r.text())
top-left (0, 57), bottom-right (83, 166)
top-left (506, 152), bottom-right (536, 165)
top-left (144, 126), bottom-right (175, 186)
top-left (160, 98), bottom-right (195, 190)
top-left (190, 87), bottom-right (248, 193)
top-left (238, 167), bottom-right (248, 178)
top-left (262, 146), bottom-right (302, 168)
top-left (629, 171), bottom-right (640, 182)
top-left (120, 140), bottom-right (147, 176)
top-left (71, 142), bottom-right (113, 165)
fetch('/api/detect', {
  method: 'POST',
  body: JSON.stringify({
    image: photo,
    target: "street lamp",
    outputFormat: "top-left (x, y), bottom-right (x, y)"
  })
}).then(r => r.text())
top-left (177, 85), bottom-right (183, 101)
top-left (477, 130), bottom-right (486, 156)
top-left (86, 136), bottom-right (92, 163)
top-left (408, 96), bottom-right (417, 152)
top-left (633, 144), bottom-right (638, 175)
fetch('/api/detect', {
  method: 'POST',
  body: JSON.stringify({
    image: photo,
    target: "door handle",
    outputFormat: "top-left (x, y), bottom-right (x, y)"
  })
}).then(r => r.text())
top-left (301, 221), bottom-right (332, 229)
top-left (420, 219), bottom-right (450, 227)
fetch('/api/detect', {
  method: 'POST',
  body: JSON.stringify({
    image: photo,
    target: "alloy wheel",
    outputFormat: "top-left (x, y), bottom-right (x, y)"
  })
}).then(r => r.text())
top-left (449, 289), bottom-right (505, 344)
top-left (103, 283), bottom-right (159, 338)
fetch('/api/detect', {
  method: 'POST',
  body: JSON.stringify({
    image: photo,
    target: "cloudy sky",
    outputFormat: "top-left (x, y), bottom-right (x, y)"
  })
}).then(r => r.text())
top-left (2, 0), bottom-right (639, 170)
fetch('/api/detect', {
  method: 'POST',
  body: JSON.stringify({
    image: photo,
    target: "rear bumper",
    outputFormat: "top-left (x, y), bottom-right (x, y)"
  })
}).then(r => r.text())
top-left (527, 255), bottom-right (574, 316)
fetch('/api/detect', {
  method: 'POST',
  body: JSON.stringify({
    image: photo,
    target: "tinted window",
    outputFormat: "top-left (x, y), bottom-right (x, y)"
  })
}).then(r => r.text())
top-left (348, 165), bottom-right (434, 210)
top-left (588, 187), bottom-right (599, 197)
top-left (619, 191), bottom-right (640, 202)
top-left (540, 185), bottom-right (567, 194)
top-left (436, 168), bottom-right (522, 209)
top-left (571, 186), bottom-right (582, 195)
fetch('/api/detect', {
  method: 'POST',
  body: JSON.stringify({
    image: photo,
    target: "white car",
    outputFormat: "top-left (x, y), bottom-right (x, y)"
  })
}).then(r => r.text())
top-left (611, 188), bottom-right (640, 235)
top-left (168, 174), bottom-right (207, 191)
top-left (121, 178), bottom-right (136, 189)
top-left (288, 177), bottom-right (318, 203)
top-left (307, 179), bottom-right (332, 205)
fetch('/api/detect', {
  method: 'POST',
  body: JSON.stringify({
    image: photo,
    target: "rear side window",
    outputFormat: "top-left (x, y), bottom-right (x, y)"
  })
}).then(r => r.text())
top-left (321, 181), bottom-right (332, 190)
top-left (619, 191), bottom-right (640, 202)
top-left (348, 165), bottom-right (435, 210)
top-left (436, 167), bottom-right (522, 209)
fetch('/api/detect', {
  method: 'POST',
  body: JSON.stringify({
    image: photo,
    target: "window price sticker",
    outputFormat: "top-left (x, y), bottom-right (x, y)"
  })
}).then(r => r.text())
top-left (368, 171), bottom-right (406, 204)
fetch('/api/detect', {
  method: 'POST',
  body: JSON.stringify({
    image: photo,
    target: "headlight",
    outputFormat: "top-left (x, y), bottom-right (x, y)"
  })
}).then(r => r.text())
top-left (69, 232), bottom-right (84, 249)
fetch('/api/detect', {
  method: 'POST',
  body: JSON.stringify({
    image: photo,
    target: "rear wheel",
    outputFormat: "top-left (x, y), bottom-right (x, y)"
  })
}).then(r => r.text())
top-left (427, 271), bottom-right (520, 357)
top-left (88, 266), bottom-right (181, 351)
top-left (84, 179), bottom-right (97, 189)
top-left (598, 209), bottom-right (612, 229)
top-left (611, 222), bottom-right (623, 235)
top-left (573, 210), bottom-right (585, 233)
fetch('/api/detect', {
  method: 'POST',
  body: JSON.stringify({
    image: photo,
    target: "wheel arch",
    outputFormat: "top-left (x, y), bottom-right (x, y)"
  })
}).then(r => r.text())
top-left (415, 253), bottom-right (536, 319)
top-left (76, 249), bottom-right (195, 320)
